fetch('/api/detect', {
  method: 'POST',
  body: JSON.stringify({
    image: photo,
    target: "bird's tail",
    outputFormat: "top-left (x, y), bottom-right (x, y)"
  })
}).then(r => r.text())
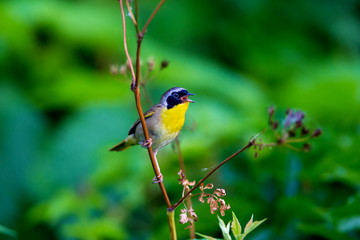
top-left (109, 135), bottom-right (137, 151)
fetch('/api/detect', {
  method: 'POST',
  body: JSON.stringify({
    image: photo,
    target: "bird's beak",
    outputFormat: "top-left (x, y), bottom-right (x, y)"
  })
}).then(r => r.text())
top-left (181, 93), bottom-right (195, 103)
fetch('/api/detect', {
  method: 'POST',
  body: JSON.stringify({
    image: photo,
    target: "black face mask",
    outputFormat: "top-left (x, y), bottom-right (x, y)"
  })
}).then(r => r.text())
top-left (166, 90), bottom-right (189, 109)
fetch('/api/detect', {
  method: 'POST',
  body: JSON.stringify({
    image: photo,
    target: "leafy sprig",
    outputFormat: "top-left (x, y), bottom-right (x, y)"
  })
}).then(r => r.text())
top-left (196, 212), bottom-right (266, 240)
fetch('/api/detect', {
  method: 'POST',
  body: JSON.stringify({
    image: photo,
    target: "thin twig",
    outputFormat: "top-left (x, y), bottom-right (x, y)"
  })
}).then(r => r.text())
top-left (134, 0), bottom-right (139, 27)
top-left (176, 138), bottom-right (186, 173)
top-left (141, 0), bottom-right (166, 35)
top-left (284, 143), bottom-right (302, 152)
top-left (286, 136), bottom-right (311, 143)
top-left (134, 34), bottom-right (143, 89)
top-left (119, 0), bottom-right (136, 81)
top-left (125, 0), bottom-right (138, 29)
top-left (253, 143), bottom-right (278, 148)
top-left (170, 140), bottom-right (255, 211)
top-left (175, 138), bottom-right (196, 239)
top-left (119, 0), bottom-right (171, 208)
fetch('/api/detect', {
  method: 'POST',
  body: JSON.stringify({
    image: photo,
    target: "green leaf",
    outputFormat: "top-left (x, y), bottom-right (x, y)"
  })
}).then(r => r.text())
top-left (231, 212), bottom-right (242, 238)
top-left (244, 215), bottom-right (267, 236)
top-left (195, 232), bottom-right (220, 240)
top-left (226, 214), bottom-right (267, 240)
top-left (218, 215), bottom-right (232, 240)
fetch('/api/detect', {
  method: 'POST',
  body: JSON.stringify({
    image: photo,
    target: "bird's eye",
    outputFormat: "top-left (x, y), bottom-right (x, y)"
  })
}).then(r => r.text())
top-left (173, 93), bottom-right (179, 98)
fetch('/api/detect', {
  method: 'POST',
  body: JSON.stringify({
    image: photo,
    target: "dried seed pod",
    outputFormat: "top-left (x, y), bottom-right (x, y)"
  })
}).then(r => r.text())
top-left (160, 60), bottom-right (169, 70)
top-left (303, 143), bottom-right (311, 152)
top-left (311, 129), bottom-right (322, 138)
top-left (147, 58), bottom-right (155, 72)
top-left (271, 121), bottom-right (279, 130)
top-left (268, 106), bottom-right (275, 116)
top-left (288, 129), bottom-right (296, 137)
top-left (301, 126), bottom-right (310, 136)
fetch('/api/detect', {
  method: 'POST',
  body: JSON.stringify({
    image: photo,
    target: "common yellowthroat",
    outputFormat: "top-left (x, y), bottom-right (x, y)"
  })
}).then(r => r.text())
top-left (110, 87), bottom-right (194, 182)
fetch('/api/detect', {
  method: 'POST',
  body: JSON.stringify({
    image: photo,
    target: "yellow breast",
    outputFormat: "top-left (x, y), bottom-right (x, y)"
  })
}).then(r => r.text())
top-left (160, 102), bottom-right (189, 134)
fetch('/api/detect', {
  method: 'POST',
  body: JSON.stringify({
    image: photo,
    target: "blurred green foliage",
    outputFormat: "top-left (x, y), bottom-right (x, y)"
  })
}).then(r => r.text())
top-left (1, 0), bottom-right (360, 239)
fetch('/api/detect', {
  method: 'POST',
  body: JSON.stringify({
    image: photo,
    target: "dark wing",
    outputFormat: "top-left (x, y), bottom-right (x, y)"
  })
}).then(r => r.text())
top-left (128, 104), bottom-right (162, 135)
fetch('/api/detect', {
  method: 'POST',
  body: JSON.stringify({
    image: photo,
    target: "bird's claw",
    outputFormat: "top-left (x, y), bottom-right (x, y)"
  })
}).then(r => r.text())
top-left (130, 81), bottom-right (136, 92)
top-left (152, 173), bottom-right (163, 184)
top-left (140, 138), bottom-right (153, 148)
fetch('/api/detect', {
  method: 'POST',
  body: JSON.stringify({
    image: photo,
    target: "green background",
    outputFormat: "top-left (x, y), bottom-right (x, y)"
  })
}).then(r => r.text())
top-left (1, 0), bottom-right (360, 239)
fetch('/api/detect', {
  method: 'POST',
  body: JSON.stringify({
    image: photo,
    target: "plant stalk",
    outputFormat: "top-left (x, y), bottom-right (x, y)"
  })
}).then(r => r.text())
top-left (167, 210), bottom-right (177, 240)
top-left (175, 138), bottom-right (196, 239)
top-left (118, 0), bottom-right (171, 208)
top-left (170, 140), bottom-right (254, 211)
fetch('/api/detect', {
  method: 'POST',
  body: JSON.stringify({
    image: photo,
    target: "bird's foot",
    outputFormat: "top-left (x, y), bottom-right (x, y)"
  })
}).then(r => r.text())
top-left (130, 81), bottom-right (136, 92)
top-left (152, 173), bottom-right (163, 184)
top-left (140, 138), bottom-right (153, 148)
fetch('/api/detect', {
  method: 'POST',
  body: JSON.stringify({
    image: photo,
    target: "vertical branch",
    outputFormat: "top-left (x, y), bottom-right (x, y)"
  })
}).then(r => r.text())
top-left (134, 32), bottom-right (143, 89)
top-left (167, 210), bottom-right (177, 240)
top-left (118, 0), bottom-right (136, 81)
top-left (176, 138), bottom-right (185, 172)
top-left (118, 0), bottom-right (171, 208)
top-left (175, 138), bottom-right (196, 239)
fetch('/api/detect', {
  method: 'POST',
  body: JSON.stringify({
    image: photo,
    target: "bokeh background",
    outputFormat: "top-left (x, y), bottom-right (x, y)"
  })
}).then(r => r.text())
top-left (1, 0), bottom-right (360, 239)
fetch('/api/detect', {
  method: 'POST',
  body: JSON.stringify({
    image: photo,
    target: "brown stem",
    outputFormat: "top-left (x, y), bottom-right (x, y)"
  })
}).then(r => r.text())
top-left (134, 32), bottom-right (143, 89)
top-left (141, 0), bottom-right (166, 35)
top-left (134, 0), bottom-right (139, 27)
top-left (118, 0), bottom-right (136, 81)
top-left (175, 138), bottom-right (195, 239)
top-left (125, 0), bottom-right (138, 30)
top-left (169, 140), bottom-right (255, 211)
top-left (119, 0), bottom-right (171, 208)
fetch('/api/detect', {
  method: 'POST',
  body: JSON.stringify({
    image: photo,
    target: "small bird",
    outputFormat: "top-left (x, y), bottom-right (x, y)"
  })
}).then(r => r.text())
top-left (110, 87), bottom-right (195, 182)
